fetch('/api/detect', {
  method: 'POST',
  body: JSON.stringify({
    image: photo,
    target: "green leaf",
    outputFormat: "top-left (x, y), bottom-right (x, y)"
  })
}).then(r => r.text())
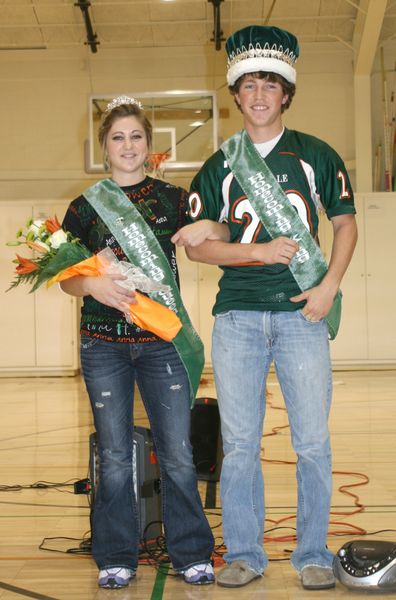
top-left (30, 242), bottom-right (92, 292)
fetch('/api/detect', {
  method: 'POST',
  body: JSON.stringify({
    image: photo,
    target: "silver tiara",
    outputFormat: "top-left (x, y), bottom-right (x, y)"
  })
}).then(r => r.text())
top-left (105, 95), bottom-right (143, 113)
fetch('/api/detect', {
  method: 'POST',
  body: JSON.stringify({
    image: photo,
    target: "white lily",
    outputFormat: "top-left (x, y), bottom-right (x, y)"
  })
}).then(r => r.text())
top-left (49, 229), bottom-right (68, 249)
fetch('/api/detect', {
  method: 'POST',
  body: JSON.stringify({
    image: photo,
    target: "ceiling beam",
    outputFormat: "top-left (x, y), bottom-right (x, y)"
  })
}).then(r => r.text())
top-left (353, 0), bottom-right (387, 75)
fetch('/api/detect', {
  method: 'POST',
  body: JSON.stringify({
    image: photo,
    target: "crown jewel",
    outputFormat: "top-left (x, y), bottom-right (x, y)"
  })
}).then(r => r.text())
top-left (227, 42), bottom-right (298, 70)
top-left (105, 95), bottom-right (143, 113)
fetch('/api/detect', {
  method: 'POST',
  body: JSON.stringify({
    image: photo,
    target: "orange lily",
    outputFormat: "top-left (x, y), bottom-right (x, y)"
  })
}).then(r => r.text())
top-left (146, 152), bottom-right (170, 171)
top-left (45, 215), bottom-right (61, 234)
top-left (15, 254), bottom-right (39, 274)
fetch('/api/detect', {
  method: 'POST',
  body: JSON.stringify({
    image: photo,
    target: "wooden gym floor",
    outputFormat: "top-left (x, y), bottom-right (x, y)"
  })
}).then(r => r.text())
top-left (0, 369), bottom-right (395, 599)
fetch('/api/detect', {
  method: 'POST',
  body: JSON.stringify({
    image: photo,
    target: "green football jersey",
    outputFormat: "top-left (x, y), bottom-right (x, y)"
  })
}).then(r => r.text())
top-left (189, 128), bottom-right (356, 315)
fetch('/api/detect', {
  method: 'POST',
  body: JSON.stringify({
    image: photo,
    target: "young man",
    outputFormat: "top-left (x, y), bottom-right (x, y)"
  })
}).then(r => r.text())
top-left (173, 25), bottom-right (357, 590)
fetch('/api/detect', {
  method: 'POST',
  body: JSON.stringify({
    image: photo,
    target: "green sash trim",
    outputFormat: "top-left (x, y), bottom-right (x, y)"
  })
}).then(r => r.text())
top-left (221, 130), bottom-right (342, 340)
top-left (83, 178), bottom-right (204, 403)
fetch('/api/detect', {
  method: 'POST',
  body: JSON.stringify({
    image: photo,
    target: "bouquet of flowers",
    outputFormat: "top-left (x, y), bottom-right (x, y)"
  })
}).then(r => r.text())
top-left (7, 216), bottom-right (92, 292)
top-left (6, 216), bottom-right (182, 341)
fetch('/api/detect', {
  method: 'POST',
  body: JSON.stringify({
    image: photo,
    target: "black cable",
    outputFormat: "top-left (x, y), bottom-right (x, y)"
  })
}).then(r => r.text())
top-left (0, 478), bottom-right (79, 493)
top-left (332, 528), bottom-right (396, 537)
top-left (139, 521), bottom-right (176, 576)
top-left (39, 534), bottom-right (91, 555)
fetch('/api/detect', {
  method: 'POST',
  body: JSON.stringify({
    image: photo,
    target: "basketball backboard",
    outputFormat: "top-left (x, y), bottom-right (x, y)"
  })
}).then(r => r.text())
top-left (86, 90), bottom-right (218, 173)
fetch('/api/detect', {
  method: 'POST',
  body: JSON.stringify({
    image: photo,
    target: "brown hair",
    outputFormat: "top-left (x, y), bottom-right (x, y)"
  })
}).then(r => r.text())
top-left (98, 103), bottom-right (153, 167)
top-left (229, 71), bottom-right (296, 114)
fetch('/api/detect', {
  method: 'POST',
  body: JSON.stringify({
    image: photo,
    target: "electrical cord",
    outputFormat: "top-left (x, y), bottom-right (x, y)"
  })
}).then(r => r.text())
top-left (0, 479), bottom-right (80, 493)
top-left (261, 395), bottom-right (373, 540)
top-left (12, 398), bottom-right (390, 575)
top-left (39, 532), bottom-right (92, 555)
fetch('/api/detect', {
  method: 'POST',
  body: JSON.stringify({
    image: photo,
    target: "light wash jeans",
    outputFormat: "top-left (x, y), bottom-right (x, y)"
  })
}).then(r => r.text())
top-left (212, 309), bottom-right (334, 573)
top-left (81, 337), bottom-right (214, 571)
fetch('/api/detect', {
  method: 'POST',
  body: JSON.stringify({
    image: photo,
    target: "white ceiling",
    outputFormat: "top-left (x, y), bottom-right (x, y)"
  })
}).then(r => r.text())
top-left (0, 0), bottom-right (394, 56)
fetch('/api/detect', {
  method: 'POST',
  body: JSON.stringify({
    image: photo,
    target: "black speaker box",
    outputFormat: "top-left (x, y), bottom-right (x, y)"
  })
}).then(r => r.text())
top-left (89, 426), bottom-right (162, 541)
top-left (190, 397), bottom-right (223, 482)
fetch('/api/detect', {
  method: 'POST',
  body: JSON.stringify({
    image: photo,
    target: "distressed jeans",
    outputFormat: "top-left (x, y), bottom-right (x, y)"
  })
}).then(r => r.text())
top-left (81, 336), bottom-right (214, 571)
top-left (212, 310), bottom-right (334, 573)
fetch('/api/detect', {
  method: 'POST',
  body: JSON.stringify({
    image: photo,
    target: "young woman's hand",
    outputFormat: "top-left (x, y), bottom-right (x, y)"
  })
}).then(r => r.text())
top-left (84, 274), bottom-right (137, 312)
top-left (172, 220), bottom-right (230, 247)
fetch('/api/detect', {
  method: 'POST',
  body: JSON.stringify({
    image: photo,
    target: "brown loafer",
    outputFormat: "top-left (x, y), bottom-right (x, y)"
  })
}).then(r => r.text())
top-left (217, 560), bottom-right (262, 588)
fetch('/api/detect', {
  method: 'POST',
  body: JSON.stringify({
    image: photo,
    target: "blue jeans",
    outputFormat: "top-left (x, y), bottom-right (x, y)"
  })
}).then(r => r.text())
top-left (80, 337), bottom-right (214, 571)
top-left (211, 310), bottom-right (333, 573)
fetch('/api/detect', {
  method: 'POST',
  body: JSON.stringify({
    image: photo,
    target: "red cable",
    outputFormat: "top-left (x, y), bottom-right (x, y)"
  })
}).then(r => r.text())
top-left (259, 398), bottom-right (370, 545)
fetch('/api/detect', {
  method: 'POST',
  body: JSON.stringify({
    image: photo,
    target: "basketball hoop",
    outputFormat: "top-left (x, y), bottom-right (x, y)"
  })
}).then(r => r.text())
top-left (146, 152), bottom-right (170, 178)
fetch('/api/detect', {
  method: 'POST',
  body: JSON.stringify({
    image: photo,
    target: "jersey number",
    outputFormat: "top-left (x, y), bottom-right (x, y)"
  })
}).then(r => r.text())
top-left (235, 192), bottom-right (312, 243)
top-left (337, 170), bottom-right (351, 199)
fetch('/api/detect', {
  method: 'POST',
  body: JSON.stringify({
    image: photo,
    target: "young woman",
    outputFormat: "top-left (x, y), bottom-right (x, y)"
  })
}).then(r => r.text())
top-left (61, 97), bottom-right (223, 589)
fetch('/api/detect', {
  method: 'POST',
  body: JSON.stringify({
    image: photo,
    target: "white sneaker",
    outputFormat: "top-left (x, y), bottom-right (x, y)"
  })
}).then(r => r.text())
top-left (98, 567), bottom-right (135, 588)
top-left (181, 562), bottom-right (215, 585)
